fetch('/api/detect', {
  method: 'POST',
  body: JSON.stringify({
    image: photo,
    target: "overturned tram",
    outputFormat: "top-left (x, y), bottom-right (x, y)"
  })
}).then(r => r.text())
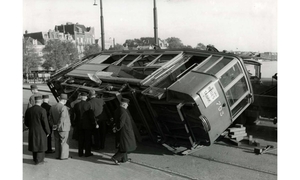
top-left (47, 49), bottom-right (254, 153)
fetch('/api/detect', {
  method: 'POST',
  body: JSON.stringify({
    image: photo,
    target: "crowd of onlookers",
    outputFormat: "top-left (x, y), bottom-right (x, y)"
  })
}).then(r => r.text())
top-left (24, 84), bottom-right (136, 165)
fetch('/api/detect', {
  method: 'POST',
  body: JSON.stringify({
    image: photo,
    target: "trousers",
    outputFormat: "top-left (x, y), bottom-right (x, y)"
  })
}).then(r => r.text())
top-left (47, 127), bottom-right (53, 151)
top-left (78, 129), bottom-right (92, 156)
top-left (54, 131), bottom-right (70, 159)
top-left (112, 150), bottom-right (128, 162)
top-left (93, 121), bottom-right (107, 149)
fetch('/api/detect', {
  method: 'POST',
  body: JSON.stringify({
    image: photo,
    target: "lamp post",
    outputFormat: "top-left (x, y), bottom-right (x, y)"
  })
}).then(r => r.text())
top-left (153, 0), bottom-right (158, 49)
top-left (94, 0), bottom-right (105, 51)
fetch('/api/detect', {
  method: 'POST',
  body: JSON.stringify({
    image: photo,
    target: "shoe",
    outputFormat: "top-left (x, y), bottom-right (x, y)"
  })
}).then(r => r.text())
top-left (35, 161), bottom-right (47, 165)
top-left (111, 158), bottom-right (120, 165)
top-left (56, 156), bottom-right (72, 160)
top-left (122, 158), bottom-right (132, 163)
top-left (46, 150), bottom-right (55, 154)
top-left (85, 153), bottom-right (94, 157)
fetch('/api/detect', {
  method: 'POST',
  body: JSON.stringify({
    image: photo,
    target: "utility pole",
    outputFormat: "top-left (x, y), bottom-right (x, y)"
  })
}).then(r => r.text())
top-left (94, 0), bottom-right (105, 51)
top-left (153, 0), bottom-right (158, 48)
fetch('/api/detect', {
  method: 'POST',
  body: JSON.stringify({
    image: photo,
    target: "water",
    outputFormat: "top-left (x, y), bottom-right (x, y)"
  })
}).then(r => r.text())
top-left (260, 61), bottom-right (277, 78)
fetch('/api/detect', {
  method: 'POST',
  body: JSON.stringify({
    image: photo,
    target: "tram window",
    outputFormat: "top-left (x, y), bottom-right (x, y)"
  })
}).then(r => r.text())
top-left (185, 55), bottom-right (206, 67)
top-left (153, 54), bottom-right (177, 65)
top-left (245, 64), bottom-right (255, 76)
top-left (196, 56), bottom-right (222, 72)
top-left (102, 55), bottom-right (125, 64)
top-left (225, 77), bottom-right (248, 107)
top-left (206, 58), bottom-right (231, 75)
top-left (232, 98), bottom-right (249, 117)
top-left (89, 55), bottom-right (111, 64)
top-left (133, 55), bottom-right (159, 67)
top-left (220, 63), bottom-right (242, 88)
top-left (120, 55), bottom-right (140, 66)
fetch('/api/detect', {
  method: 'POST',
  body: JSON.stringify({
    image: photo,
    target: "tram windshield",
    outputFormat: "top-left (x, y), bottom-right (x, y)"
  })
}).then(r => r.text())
top-left (198, 57), bottom-right (250, 118)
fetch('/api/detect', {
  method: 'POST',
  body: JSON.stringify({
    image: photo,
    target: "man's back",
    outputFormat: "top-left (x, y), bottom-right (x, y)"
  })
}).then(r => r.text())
top-left (25, 105), bottom-right (48, 130)
top-left (41, 102), bottom-right (51, 117)
top-left (24, 105), bottom-right (50, 152)
top-left (49, 102), bottom-right (71, 132)
top-left (74, 101), bottom-right (94, 129)
top-left (88, 97), bottom-right (105, 117)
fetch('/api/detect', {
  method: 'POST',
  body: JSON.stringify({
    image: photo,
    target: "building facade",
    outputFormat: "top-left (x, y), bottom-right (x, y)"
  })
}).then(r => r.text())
top-left (55, 22), bottom-right (95, 57)
top-left (123, 37), bottom-right (168, 50)
top-left (23, 22), bottom-right (96, 82)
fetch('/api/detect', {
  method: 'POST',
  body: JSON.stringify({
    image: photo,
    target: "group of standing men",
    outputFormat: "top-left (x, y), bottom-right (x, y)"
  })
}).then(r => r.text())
top-left (24, 84), bottom-right (137, 165)
top-left (25, 84), bottom-right (71, 164)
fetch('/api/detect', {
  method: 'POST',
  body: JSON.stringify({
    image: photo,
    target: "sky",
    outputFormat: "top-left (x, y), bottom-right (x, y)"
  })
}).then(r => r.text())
top-left (23, 0), bottom-right (277, 52)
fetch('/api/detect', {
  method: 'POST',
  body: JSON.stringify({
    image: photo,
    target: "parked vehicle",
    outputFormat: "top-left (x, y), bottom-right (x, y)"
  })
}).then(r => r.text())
top-left (242, 59), bottom-right (277, 124)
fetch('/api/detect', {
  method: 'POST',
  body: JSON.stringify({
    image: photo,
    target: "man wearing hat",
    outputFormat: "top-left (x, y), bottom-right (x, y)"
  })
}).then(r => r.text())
top-left (74, 92), bottom-right (95, 157)
top-left (49, 93), bottom-right (71, 160)
top-left (88, 90), bottom-right (106, 150)
top-left (41, 95), bottom-right (55, 153)
top-left (70, 92), bottom-right (81, 140)
top-left (111, 98), bottom-right (137, 165)
top-left (27, 84), bottom-right (42, 109)
top-left (24, 96), bottom-right (50, 165)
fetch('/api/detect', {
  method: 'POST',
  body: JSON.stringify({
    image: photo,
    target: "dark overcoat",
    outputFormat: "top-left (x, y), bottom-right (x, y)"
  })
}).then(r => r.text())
top-left (41, 102), bottom-right (52, 128)
top-left (114, 107), bottom-right (137, 152)
top-left (74, 100), bottom-right (95, 129)
top-left (88, 97), bottom-right (105, 118)
top-left (24, 105), bottom-right (50, 152)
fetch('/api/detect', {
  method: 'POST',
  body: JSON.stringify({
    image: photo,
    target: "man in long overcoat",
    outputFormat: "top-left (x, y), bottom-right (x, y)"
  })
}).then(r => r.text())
top-left (88, 90), bottom-right (106, 150)
top-left (41, 94), bottom-right (54, 153)
top-left (70, 92), bottom-right (81, 140)
top-left (24, 96), bottom-right (50, 165)
top-left (74, 92), bottom-right (95, 157)
top-left (49, 93), bottom-right (71, 160)
top-left (112, 98), bottom-right (137, 165)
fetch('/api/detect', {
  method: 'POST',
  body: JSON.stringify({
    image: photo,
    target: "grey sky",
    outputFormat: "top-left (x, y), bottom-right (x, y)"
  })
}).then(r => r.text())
top-left (23, 0), bottom-right (277, 52)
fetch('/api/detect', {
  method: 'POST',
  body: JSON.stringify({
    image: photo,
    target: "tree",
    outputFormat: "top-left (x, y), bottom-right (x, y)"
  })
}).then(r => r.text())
top-left (206, 44), bottom-right (219, 52)
top-left (42, 39), bottom-right (79, 70)
top-left (123, 39), bottom-right (142, 48)
top-left (63, 41), bottom-right (79, 64)
top-left (109, 43), bottom-right (124, 51)
top-left (83, 44), bottom-right (101, 57)
top-left (23, 39), bottom-right (42, 80)
top-left (184, 45), bottom-right (193, 49)
top-left (195, 43), bottom-right (206, 50)
top-left (165, 37), bottom-right (185, 49)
